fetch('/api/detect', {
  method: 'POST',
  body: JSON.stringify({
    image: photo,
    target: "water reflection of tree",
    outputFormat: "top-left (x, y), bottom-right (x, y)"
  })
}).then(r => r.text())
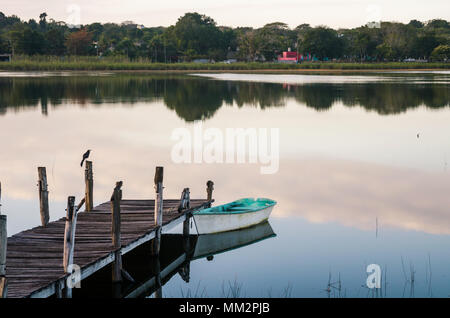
top-left (293, 84), bottom-right (336, 110)
top-left (163, 79), bottom-right (225, 121)
top-left (339, 84), bottom-right (450, 114)
top-left (0, 75), bottom-right (449, 120)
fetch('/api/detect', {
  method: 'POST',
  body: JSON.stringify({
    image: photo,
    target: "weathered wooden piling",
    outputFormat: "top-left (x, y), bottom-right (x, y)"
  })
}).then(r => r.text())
top-left (85, 161), bottom-right (93, 212)
top-left (152, 167), bottom-right (164, 256)
top-left (76, 198), bottom-right (85, 212)
top-left (207, 180), bottom-right (214, 201)
top-left (183, 213), bottom-right (190, 238)
top-left (152, 257), bottom-right (162, 298)
top-left (63, 196), bottom-right (77, 298)
top-left (151, 167), bottom-right (164, 296)
top-left (111, 181), bottom-right (123, 283)
top-left (178, 188), bottom-right (190, 212)
top-left (63, 197), bottom-right (77, 272)
top-left (0, 181), bottom-right (2, 214)
top-left (38, 167), bottom-right (50, 226)
top-left (0, 276), bottom-right (6, 298)
top-left (55, 279), bottom-right (63, 298)
top-left (178, 260), bottom-right (191, 283)
top-left (0, 214), bottom-right (7, 298)
top-left (181, 188), bottom-right (191, 252)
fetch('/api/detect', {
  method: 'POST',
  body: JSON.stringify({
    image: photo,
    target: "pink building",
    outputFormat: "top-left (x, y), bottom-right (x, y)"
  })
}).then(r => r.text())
top-left (277, 51), bottom-right (299, 63)
top-left (278, 51), bottom-right (313, 63)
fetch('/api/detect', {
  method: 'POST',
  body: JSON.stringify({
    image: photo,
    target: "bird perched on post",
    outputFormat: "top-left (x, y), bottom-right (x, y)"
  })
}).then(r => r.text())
top-left (80, 150), bottom-right (91, 167)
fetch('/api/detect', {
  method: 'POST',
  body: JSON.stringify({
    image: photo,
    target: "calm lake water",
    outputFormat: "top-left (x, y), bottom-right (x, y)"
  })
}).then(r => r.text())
top-left (1, 71), bottom-right (450, 297)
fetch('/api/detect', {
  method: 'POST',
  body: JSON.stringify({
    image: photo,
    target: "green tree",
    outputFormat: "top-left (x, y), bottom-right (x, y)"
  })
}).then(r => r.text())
top-left (86, 23), bottom-right (104, 41)
top-left (379, 22), bottom-right (417, 60)
top-left (349, 27), bottom-right (382, 61)
top-left (300, 27), bottom-right (343, 60)
top-left (44, 29), bottom-right (64, 55)
top-left (39, 12), bottom-right (47, 30)
top-left (376, 42), bottom-right (394, 60)
top-left (115, 37), bottom-right (137, 59)
top-left (254, 22), bottom-right (296, 61)
top-left (430, 44), bottom-right (450, 61)
top-left (408, 20), bottom-right (424, 28)
top-left (172, 12), bottom-right (224, 60)
top-left (412, 31), bottom-right (439, 59)
top-left (427, 19), bottom-right (449, 29)
top-left (8, 26), bottom-right (45, 55)
top-left (236, 29), bottom-right (261, 61)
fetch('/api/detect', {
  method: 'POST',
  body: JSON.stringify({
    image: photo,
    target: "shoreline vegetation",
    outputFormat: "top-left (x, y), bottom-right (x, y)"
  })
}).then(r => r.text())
top-left (1, 12), bottom-right (449, 72)
top-left (0, 57), bottom-right (449, 72)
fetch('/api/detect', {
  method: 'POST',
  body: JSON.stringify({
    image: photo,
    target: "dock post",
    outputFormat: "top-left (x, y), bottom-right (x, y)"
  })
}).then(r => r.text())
top-left (55, 279), bottom-right (63, 298)
top-left (0, 181), bottom-right (2, 214)
top-left (152, 167), bottom-right (163, 256)
top-left (181, 188), bottom-right (191, 252)
top-left (178, 259), bottom-right (191, 283)
top-left (152, 257), bottom-right (162, 298)
top-left (85, 161), bottom-right (93, 212)
top-left (206, 180), bottom-right (214, 202)
top-left (38, 167), bottom-right (50, 226)
top-left (0, 214), bottom-right (7, 298)
top-left (63, 196), bottom-right (77, 298)
top-left (111, 181), bottom-right (123, 283)
top-left (183, 212), bottom-right (190, 238)
top-left (178, 188), bottom-right (190, 212)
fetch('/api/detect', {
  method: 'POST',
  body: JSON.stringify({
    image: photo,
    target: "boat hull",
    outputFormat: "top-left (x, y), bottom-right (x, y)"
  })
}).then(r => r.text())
top-left (193, 205), bottom-right (274, 234)
top-left (193, 221), bottom-right (276, 259)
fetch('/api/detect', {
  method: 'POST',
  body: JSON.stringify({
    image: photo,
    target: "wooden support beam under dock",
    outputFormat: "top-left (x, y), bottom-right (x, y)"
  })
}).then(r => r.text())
top-left (37, 167), bottom-right (49, 227)
top-left (4, 198), bottom-right (211, 298)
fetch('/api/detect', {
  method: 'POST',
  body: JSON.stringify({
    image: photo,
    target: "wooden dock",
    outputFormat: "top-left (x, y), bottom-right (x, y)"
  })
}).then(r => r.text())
top-left (0, 164), bottom-right (214, 298)
top-left (74, 234), bottom-right (198, 298)
top-left (68, 222), bottom-right (276, 298)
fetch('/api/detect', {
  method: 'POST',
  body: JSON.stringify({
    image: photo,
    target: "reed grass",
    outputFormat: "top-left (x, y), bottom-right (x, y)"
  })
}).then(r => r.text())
top-left (0, 55), bottom-right (449, 71)
top-left (174, 280), bottom-right (296, 298)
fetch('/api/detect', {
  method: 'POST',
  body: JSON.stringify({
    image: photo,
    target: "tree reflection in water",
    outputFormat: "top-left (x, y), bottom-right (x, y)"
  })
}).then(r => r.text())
top-left (1, 73), bottom-right (449, 120)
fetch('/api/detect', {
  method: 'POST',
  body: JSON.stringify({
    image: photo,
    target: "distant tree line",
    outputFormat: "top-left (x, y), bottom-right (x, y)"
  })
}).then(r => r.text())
top-left (0, 11), bottom-right (449, 62)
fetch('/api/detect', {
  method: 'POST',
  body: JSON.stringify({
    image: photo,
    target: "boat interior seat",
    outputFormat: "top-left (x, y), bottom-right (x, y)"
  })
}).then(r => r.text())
top-left (227, 207), bottom-right (255, 211)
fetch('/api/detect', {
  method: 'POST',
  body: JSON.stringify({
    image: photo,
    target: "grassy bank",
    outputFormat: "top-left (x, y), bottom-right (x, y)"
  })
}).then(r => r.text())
top-left (0, 56), bottom-right (448, 71)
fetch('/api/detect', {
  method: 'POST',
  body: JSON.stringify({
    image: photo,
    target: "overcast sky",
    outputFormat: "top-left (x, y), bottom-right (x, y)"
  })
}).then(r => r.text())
top-left (1, 0), bottom-right (449, 29)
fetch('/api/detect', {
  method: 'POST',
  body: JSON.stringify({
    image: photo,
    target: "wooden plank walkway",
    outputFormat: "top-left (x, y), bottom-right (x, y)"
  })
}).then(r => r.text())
top-left (5, 198), bottom-right (209, 298)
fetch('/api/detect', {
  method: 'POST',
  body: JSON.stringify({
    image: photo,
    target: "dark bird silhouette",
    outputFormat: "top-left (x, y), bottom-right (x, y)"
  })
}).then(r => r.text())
top-left (80, 150), bottom-right (91, 167)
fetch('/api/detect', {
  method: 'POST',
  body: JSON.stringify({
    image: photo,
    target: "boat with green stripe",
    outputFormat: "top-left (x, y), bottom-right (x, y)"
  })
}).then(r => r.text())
top-left (193, 198), bottom-right (276, 234)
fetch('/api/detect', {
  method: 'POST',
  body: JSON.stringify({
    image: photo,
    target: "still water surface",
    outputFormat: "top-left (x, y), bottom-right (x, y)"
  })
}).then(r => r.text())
top-left (0, 71), bottom-right (449, 297)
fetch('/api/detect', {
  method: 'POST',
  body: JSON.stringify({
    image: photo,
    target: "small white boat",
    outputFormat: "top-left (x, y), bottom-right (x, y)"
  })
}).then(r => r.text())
top-left (192, 198), bottom-right (276, 234)
top-left (193, 221), bottom-right (276, 259)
